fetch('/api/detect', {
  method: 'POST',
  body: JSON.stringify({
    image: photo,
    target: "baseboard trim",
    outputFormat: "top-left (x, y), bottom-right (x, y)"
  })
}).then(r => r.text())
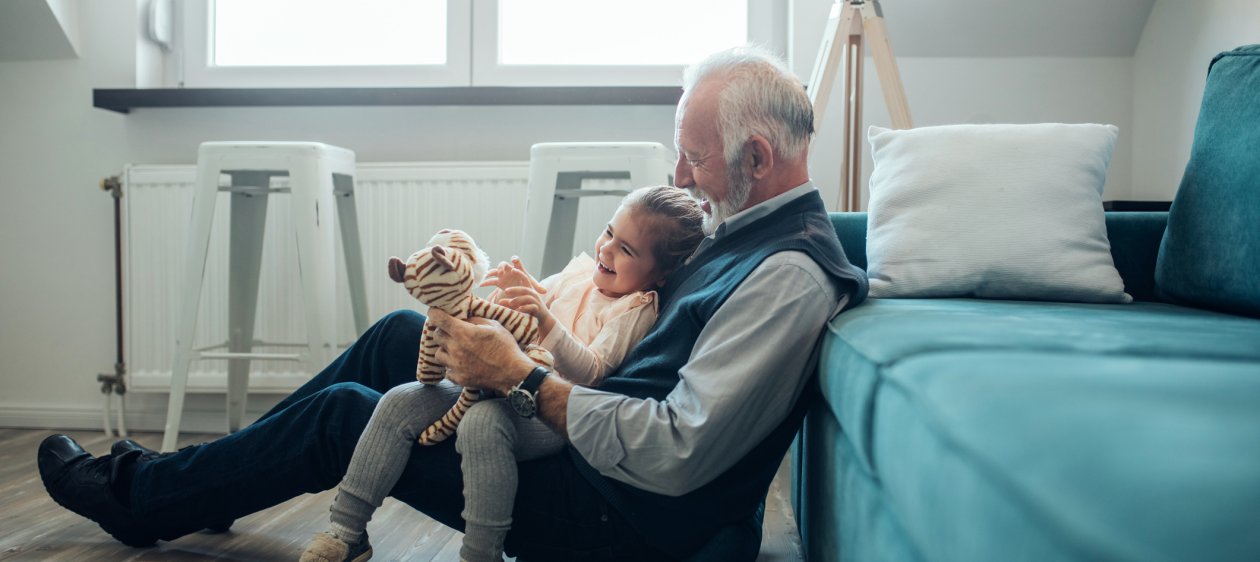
top-left (128, 371), bottom-right (310, 394)
top-left (2, 373), bottom-right (302, 433)
top-left (0, 403), bottom-right (268, 433)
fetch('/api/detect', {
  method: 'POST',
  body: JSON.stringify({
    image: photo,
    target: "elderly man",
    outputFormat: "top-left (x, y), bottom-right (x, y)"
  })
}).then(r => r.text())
top-left (38, 45), bottom-right (866, 560)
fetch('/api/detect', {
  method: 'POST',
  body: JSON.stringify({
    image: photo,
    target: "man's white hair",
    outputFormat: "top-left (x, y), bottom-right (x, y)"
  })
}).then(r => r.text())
top-left (681, 45), bottom-right (815, 168)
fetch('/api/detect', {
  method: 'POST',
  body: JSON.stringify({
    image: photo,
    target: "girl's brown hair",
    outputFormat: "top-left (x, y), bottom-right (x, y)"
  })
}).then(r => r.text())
top-left (621, 185), bottom-right (706, 276)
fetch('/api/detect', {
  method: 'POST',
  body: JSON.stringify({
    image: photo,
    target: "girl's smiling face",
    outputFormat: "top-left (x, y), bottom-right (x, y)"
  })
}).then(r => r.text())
top-left (592, 206), bottom-right (665, 297)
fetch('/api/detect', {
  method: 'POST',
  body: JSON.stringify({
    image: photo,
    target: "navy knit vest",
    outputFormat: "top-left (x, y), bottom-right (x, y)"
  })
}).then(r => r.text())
top-left (568, 189), bottom-right (868, 557)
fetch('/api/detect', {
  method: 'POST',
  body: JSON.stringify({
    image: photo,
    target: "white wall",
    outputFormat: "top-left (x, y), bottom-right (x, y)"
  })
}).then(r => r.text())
top-left (807, 56), bottom-right (1135, 209)
top-left (791, 0), bottom-right (1136, 209)
top-left (0, 1), bottom-right (134, 430)
top-left (0, 0), bottom-right (1252, 433)
top-left (1132, 0), bottom-right (1260, 200)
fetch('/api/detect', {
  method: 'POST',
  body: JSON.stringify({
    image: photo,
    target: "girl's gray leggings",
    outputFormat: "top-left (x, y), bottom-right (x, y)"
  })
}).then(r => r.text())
top-left (329, 380), bottom-right (563, 561)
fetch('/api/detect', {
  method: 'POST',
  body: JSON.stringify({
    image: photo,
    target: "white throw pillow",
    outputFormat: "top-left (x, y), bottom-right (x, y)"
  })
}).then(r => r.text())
top-left (865, 123), bottom-right (1131, 303)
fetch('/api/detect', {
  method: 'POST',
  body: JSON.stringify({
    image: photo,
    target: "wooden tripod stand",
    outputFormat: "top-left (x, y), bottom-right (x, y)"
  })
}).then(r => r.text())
top-left (808, 0), bottom-right (913, 211)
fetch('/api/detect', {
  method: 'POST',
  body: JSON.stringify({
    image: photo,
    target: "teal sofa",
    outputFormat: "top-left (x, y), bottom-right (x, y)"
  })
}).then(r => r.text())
top-left (793, 46), bottom-right (1260, 561)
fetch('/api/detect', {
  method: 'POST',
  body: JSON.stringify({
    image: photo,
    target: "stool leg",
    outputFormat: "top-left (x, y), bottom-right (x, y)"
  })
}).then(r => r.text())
top-left (333, 173), bottom-right (369, 336)
top-left (225, 172), bottom-right (270, 433)
top-left (289, 162), bottom-right (339, 373)
top-left (162, 165), bottom-right (220, 452)
top-left (544, 172), bottom-right (584, 277)
top-left (521, 157), bottom-right (559, 276)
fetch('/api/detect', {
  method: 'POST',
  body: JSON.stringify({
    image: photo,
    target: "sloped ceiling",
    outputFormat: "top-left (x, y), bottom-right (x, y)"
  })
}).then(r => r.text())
top-left (0, 0), bottom-right (80, 62)
top-left (874, 0), bottom-right (1156, 57)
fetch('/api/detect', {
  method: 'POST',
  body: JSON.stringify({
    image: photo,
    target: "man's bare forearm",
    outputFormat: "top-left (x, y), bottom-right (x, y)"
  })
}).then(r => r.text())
top-left (476, 350), bottom-right (571, 440)
top-left (535, 375), bottom-right (572, 439)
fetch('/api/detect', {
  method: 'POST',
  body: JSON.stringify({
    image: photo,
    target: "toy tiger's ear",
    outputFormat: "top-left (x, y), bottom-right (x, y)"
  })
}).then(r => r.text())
top-left (388, 257), bottom-right (407, 283)
top-left (431, 246), bottom-right (455, 270)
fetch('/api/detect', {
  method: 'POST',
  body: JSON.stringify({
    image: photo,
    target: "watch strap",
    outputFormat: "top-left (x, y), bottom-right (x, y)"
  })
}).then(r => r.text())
top-left (518, 366), bottom-right (549, 394)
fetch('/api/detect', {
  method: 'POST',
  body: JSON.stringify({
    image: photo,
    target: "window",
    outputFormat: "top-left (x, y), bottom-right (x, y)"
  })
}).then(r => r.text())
top-left (472, 0), bottom-right (778, 86)
top-left (175, 0), bottom-right (780, 88)
top-left (180, 0), bottom-right (470, 87)
top-left (213, 1), bottom-right (446, 66)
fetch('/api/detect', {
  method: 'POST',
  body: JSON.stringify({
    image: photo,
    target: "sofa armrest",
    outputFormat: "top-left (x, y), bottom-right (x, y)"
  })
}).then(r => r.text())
top-left (1104, 211), bottom-right (1168, 302)
top-left (828, 211), bottom-right (1169, 302)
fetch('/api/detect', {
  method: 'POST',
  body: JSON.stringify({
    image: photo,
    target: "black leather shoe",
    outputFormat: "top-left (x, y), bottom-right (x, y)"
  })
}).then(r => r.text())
top-left (38, 435), bottom-right (158, 547)
top-left (111, 439), bottom-right (168, 462)
top-left (108, 439), bottom-right (235, 534)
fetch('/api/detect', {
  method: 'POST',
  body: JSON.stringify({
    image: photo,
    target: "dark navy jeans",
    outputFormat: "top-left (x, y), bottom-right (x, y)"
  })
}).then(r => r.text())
top-left (129, 310), bottom-right (669, 560)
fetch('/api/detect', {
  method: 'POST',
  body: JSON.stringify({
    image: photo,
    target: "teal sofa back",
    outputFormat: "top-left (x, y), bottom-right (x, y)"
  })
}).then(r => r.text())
top-left (1157, 45), bottom-right (1260, 317)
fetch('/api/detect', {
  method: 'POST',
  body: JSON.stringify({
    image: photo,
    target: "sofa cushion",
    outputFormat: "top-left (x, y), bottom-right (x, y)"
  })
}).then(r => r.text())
top-left (830, 212), bottom-right (1171, 302)
top-left (864, 124), bottom-right (1130, 304)
top-left (818, 298), bottom-right (1260, 560)
top-left (1156, 44), bottom-right (1260, 317)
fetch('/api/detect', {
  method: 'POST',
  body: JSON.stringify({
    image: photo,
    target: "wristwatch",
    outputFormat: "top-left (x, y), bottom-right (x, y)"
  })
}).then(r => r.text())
top-left (506, 366), bottom-right (549, 418)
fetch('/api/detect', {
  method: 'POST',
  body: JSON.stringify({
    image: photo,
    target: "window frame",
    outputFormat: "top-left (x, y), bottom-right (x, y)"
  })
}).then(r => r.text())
top-left (178, 0), bottom-right (472, 88)
top-left (470, 0), bottom-right (777, 87)
top-left (175, 0), bottom-right (783, 89)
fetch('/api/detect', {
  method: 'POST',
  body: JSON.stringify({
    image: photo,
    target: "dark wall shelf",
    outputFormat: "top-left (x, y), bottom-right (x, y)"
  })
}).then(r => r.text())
top-left (1102, 200), bottom-right (1173, 212)
top-left (93, 86), bottom-right (683, 114)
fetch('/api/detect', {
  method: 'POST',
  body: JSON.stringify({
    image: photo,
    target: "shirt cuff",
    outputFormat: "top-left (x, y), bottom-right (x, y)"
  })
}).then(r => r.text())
top-left (540, 320), bottom-right (566, 350)
top-left (566, 386), bottom-right (627, 471)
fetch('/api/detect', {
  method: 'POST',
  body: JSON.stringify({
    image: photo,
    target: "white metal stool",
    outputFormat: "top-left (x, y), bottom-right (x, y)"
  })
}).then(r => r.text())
top-left (520, 142), bottom-right (675, 277)
top-left (162, 142), bottom-right (370, 451)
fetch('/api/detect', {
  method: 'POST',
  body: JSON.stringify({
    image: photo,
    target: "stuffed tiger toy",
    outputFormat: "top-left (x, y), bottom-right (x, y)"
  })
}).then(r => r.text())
top-left (387, 229), bottom-right (554, 445)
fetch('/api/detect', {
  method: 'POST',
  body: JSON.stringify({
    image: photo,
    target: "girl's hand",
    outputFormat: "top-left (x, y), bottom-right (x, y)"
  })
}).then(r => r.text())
top-left (480, 256), bottom-right (547, 293)
top-left (498, 286), bottom-right (557, 339)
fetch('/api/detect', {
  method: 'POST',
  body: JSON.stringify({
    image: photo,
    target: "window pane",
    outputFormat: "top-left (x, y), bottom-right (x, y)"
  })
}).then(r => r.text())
top-left (213, 0), bottom-right (447, 66)
top-left (498, 0), bottom-right (747, 66)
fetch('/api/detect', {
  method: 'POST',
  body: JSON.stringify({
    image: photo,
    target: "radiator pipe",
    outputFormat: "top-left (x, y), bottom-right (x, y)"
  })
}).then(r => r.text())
top-left (98, 176), bottom-right (128, 437)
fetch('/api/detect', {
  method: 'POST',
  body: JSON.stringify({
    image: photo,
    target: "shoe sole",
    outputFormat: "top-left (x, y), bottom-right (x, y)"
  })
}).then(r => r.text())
top-left (99, 523), bottom-right (159, 548)
top-left (42, 491), bottom-right (158, 548)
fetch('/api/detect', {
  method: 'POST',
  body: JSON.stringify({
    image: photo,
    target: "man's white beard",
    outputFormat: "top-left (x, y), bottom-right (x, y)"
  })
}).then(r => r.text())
top-left (702, 162), bottom-right (754, 235)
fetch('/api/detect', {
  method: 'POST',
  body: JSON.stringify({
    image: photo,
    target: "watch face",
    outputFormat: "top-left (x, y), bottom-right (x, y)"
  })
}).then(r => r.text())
top-left (507, 388), bottom-right (536, 418)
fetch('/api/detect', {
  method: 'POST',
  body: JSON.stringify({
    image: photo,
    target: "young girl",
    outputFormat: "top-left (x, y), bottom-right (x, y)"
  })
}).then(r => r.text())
top-left (300, 185), bottom-right (705, 562)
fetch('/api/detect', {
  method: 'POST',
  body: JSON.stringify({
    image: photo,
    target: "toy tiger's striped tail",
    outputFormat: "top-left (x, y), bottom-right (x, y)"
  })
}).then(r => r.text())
top-left (418, 386), bottom-right (481, 445)
top-left (416, 321), bottom-right (445, 384)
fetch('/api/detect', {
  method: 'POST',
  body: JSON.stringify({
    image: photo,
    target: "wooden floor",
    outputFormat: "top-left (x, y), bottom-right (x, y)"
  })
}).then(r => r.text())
top-left (1, 429), bottom-right (804, 561)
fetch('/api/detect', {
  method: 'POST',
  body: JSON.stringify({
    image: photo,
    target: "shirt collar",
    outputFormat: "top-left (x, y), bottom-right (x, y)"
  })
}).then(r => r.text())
top-left (710, 180), bottom-right (817, 240)
top-left (689, 181), bottom-right (817, 261)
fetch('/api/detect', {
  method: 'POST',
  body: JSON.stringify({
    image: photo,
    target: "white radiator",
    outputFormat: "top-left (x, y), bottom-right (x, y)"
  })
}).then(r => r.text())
top-left (121, 162), bottom-right (627, 393)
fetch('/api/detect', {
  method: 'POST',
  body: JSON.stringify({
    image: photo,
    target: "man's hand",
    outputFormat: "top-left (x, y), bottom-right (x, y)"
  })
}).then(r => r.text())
top-left (428, 309), bottom-right (575, 438)
top-left (427, 309), bottom-right (535, 395)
